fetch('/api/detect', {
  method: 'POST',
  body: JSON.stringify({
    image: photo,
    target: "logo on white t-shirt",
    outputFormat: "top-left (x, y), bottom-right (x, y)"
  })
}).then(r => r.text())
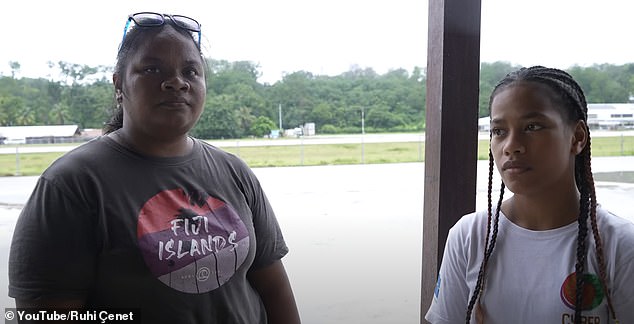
top-left (560, 272), bottom-right (605, 310)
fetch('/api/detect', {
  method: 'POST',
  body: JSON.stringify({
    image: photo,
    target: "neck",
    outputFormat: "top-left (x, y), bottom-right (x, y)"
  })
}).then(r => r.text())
top-left (502, 190), bottom-right (580, 230)
top-left (109, 129), bottom-right (193, 157)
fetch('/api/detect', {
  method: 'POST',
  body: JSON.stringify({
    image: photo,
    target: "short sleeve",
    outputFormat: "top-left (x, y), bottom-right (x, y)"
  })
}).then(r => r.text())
top-left (9, 176), bottom-right (98, 301)
top-left (239, 166), bottom-right (288, 271)
top-left (425, 220), bottom-right (473, 324)
top-left (610, 221), bottom-right (634, 323)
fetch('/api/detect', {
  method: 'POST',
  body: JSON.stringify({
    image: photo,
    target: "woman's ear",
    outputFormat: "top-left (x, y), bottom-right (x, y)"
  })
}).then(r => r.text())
top-left (571, 120), bottom-right (588, 155)
top-left (113, 73), bottom-right (123, 102)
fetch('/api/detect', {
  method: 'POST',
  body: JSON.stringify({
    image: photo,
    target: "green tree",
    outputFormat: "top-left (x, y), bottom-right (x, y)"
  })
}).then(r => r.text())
top-left (479, 61), bottom-right (521, 116)
top-left (250, 116), bottom-right (277, 137)
top-left (310, 102), bottom-right (336, 126)
top-left (192, 95), bottom-right (241, 139)
top-left (569, 64), bottom-right (630, 103)
top-left (0, 94), bottom-right (38, 126)
top-left (9, 61), bottom-right (20, 79)
top-left (366, 105), bottom-right (406, 129)
top-left (49, 102), bottom-right (70, 125)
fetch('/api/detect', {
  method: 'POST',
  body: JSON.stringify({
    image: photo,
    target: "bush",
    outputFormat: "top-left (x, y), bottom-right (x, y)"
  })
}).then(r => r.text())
top-left (320, 124), bottom-right (338, 134)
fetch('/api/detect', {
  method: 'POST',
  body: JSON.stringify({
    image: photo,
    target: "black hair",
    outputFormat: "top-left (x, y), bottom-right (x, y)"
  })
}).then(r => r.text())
top-left (465, 66), bottom-right (617, 323)
top-left (103, 18), bottom-right (206, 134)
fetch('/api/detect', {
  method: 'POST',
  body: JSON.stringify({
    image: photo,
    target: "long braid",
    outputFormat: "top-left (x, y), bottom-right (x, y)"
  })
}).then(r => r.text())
top-left (465, 147), bottom-right (505, 323)
top-left (575, 166), bottom-right (589, 324)
top-left (567, 75), bottom-right (619, 322)
top-left (584, 135), bottom-right (618, 320)
top-left (469, 66), bottom-right (618, 322)
top-left (558, 69), bottom-right (618, 322)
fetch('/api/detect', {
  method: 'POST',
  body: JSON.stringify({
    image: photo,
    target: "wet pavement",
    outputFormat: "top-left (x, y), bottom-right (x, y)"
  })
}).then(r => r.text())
top-left (1, 157), bottom-right (633, 323)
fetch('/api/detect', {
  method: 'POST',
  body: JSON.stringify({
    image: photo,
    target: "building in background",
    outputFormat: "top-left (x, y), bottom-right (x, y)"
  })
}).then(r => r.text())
top-left (0, 125), bottom-right (83, 144)
top-left (587, 104), bottom-right (634, 129)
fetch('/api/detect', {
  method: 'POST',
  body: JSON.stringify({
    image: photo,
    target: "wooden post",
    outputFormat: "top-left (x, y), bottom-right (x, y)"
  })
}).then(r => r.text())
top-left (421, 0), bottom-right (481, 322)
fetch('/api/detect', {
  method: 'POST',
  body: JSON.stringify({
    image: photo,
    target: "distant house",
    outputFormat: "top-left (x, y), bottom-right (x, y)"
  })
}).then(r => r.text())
top-left (0, 125), bottom-right (82, 144)
top-left (478, 116), bottom-right (490, 132)
top-left (587, 104), bottom-right (634, 129)
top-left (80, 128), bottom-right (104, 139)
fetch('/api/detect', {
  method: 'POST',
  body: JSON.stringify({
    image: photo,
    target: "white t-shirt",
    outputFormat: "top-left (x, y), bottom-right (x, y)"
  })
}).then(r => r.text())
top-left (425, 206), bottom-right (634, 324)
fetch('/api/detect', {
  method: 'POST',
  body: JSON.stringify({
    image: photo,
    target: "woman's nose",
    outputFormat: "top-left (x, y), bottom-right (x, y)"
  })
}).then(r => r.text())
top-left (161, 75), bottom-right (190, 91)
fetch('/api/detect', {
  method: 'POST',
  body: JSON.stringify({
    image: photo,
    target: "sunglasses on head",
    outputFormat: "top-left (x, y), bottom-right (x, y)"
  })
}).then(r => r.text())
top-left (121, 12), bottom-right (202, 47)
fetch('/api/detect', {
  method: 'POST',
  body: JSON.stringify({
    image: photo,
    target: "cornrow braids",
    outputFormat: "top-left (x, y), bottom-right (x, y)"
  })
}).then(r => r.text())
top-left (469, 66), bottom-right (618, 323)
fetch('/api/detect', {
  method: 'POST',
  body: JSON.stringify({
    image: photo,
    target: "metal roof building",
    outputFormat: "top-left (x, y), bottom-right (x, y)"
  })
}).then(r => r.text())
top-left (0, 125), bottom-right (81, 144)
top-left (587, 103), bottom-right (634, 129)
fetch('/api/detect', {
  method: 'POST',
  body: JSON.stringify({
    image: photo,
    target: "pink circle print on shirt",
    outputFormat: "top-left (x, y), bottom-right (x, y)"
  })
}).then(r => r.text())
top-left (560, 272), bottom-right (605, 310)
top-left (137, 188), bottom-right (250, 294)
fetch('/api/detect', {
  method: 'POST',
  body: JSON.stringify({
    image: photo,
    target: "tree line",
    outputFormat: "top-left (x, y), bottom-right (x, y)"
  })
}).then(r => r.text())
top-left (1, 60), bottom-right (633, 139)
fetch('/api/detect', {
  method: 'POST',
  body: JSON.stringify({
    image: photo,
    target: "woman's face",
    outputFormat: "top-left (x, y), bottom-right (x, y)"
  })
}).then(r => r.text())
top-left (116, 26), bottom-right (206, 140)
top-left (489, 82), bottom-right (585, 196)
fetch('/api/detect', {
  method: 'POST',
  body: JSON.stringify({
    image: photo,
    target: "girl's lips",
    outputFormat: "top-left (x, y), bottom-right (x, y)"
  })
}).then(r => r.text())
top-left (502, 161), bottom-right (531, 173)
top-left (504, 166), bottom-right (530, 175)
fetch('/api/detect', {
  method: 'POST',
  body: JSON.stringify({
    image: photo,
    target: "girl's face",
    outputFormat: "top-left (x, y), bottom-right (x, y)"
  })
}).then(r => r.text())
top-left (116, 26), bottom-right (206, 140)
top-left (489, 82), bottom-right (586, 196)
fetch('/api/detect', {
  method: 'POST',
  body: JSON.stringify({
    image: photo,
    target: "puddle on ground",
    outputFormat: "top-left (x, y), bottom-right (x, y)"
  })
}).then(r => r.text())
top-left (594, 171), bottom-right (634, 184)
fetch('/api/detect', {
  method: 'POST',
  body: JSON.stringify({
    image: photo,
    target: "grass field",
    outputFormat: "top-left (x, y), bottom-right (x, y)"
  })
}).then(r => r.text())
top-left (1, 136), bottom-right (633, 176)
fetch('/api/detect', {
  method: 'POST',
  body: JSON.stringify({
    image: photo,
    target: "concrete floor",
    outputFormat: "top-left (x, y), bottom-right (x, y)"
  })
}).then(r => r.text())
top-left (1, 157), bottom-right (633, 323)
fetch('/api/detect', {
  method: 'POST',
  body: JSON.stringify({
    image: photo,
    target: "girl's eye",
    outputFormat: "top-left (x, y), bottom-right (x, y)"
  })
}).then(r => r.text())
top-left (491, 128), bottom-right (506, 136)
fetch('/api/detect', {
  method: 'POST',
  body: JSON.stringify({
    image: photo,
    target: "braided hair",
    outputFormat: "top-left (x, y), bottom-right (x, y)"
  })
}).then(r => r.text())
top-left (465, 66), bottom-right (617, 323)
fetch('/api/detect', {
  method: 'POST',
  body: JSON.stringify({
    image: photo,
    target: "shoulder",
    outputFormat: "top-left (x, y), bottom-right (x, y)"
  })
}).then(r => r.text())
top-left (597, 206), bottom-right (634, 246)
top-left (196, 139), bottom-right (249, 168)
top-left (597, 206), bottom-right (634, 239)
top-left (195, 139), bottom-right (260, 185)
top-left (449, 210), bottom-right (489, 240)
top-left (443, 210), bottom-right (490, 254)
top-left (42, 137), bottom-right (111, 178)
top-left (595, 206), bottom-right (634, 270)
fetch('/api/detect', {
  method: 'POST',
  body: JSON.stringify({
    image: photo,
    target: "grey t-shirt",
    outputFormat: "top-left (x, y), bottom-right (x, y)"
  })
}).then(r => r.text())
top-left (9, 136), bottom-right (288, 323)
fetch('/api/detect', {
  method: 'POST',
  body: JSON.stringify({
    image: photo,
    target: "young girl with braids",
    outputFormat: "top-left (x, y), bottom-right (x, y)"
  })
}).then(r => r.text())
top-left (425, 66), bottom-right (634, 324)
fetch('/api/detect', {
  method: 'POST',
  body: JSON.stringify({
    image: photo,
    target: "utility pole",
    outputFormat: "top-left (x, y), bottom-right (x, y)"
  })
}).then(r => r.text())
top-left (361, 107), bottom-right (365, 164)
top-left (278, 104), bottom-right (283, 131)
top-left (361, 107), bottom-right (365, 135)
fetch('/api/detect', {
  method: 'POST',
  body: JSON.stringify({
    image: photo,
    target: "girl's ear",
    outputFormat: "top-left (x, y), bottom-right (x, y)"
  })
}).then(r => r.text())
top-left (571, 120), bottom-right (588, 155)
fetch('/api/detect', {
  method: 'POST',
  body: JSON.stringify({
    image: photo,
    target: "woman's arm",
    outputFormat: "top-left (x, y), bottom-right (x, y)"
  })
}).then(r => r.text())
top-left (248, 260), bottom-right (301, 324)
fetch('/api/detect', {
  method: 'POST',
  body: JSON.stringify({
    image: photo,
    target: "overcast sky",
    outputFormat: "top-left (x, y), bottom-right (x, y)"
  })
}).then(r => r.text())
top-left (0, 0), bottom-right (632, 84)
